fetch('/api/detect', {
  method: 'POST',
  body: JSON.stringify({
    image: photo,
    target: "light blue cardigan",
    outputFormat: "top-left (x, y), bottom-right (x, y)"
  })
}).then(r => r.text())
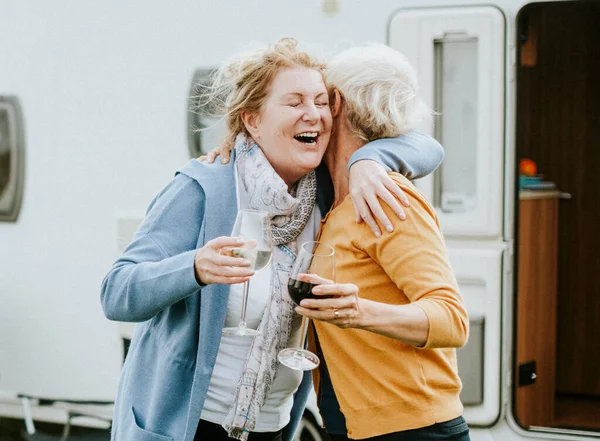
top-left (100, 131), bottom-right (443, 441)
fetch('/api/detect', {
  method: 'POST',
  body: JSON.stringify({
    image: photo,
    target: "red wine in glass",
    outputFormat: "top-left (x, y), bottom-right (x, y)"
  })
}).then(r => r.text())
top-left (287, 279), bottom-right (318, 305)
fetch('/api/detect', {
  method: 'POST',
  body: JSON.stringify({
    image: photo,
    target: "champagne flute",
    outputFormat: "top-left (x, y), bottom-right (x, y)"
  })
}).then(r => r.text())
top-left (278, 241), bottom-right (335, 370)
top-left (222, 209), bottom-right (273, 337)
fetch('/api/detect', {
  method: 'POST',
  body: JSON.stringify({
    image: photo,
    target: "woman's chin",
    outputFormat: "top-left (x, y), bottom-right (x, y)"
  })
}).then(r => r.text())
top-left (297, 157), bottom-right (323, 173)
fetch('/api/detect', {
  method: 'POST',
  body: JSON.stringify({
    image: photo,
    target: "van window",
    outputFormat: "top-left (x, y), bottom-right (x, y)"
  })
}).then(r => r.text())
top-left (0, 97), bottom-right (25, 222)
top-left (0, 111), bottom-right (10, 198)
top-left (187, 69), bottom-right (227, 158)
top-left (433, 37), bottom-right (479, 213)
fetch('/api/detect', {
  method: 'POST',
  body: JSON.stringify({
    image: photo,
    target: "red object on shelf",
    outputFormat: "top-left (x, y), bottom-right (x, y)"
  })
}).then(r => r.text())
top-left (520, 158), bottom-right (538, 176)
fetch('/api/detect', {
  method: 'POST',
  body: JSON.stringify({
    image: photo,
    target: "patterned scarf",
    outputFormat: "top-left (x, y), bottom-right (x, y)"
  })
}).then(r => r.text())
top-left (222, 135), bottom-right (317, 440)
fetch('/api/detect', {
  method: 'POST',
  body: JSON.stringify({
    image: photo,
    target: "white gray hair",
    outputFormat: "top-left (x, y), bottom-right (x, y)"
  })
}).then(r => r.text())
top-left (325, 43), bottom-right (429, 142)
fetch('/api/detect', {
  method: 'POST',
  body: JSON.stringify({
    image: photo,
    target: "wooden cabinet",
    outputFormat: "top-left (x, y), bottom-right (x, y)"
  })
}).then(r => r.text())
top-left (515, 191), bottom-right (560, 428)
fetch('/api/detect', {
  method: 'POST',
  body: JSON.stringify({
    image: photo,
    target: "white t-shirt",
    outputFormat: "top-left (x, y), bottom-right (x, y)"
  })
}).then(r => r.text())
top-left (200, 167), bottom-right (321, 432)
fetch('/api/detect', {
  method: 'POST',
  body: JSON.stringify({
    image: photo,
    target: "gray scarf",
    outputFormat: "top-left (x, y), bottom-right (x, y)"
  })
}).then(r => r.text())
top-left (222, 135), bottom-right (317, 440)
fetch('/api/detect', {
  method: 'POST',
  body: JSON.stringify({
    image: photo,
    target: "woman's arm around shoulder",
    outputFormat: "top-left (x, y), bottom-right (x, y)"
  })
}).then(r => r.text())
top-left (349, 130), bottom-right (444, 179)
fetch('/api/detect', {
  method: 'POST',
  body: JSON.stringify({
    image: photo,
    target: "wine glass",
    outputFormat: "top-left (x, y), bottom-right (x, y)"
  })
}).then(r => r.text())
top-left (278, 241), bottom-right (335, 371)
top-left (222, 209), bottom-right (273, 337)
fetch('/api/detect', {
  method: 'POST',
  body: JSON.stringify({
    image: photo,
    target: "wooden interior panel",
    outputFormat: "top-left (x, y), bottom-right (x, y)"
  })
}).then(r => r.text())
top-left (516, 194), bottom-right (559, 427)
top-left (517, 1), bottom-right (600, 397)
top-left (554, 394), bottom-right (600, 431)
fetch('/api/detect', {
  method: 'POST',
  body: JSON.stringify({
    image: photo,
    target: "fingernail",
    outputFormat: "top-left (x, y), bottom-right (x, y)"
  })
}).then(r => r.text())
top-left (242, 260), bottom-right (251, 266)
top-left (386, 225), bottom-right (394, 233)
top-left (399, 212), bottom-right (406, 220)
top-left (375, 231), bottom-right (381, 238)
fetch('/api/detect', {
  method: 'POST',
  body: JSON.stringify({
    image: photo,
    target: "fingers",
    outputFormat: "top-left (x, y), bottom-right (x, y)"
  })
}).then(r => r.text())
top-left (294, 283), bottom-right (360, 329)
top-left (297, 273), bottom-right (334, 285)
top-left (205, 150), bottom-right (219, 164)
top-left (311, 283), bottom-right (356, 297)
top-left (295, 304), bottom-right (357, 329)
top-left (385, 178), bottom-right (410, 208)
top-left (299, 296), bottom-right (355, 310)
top-left (363, 192), bottom-right (393, 233)
top-left (300, 284), bottom-right (357, 309)
top-left (351, 193), bottom-right (381, 237)
top-left (353, 204), bottom-right (363, 224)
top-left (376, 184), bottom-right (406, 222)
top-left (207, 236), bottom-right (245, 250)
top-left (195, 236), bottom-right (257, 285)
top-left (220, 148), bottom-right (231, 164)
top-left (206, 260), bottom-right (255, 278)
top-left (210, 275), bottom-right (253, 285)
top-left (213, 253), bottom-right (252, 268)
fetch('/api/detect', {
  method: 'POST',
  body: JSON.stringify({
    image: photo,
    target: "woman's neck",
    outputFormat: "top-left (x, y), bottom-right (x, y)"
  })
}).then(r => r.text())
top-left (325, 132), bottom-right (365, 208)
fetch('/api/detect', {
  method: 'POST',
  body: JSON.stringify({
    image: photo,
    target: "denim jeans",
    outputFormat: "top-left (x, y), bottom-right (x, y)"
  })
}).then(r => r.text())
top-left (194, 419), bottom-right (283, 441)
top-left (327, 416), bottom-right (470, 441)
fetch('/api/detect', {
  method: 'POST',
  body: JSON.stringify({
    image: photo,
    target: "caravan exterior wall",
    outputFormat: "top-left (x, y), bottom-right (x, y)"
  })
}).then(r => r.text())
top-left (0, 1), bottom-right (595, 441)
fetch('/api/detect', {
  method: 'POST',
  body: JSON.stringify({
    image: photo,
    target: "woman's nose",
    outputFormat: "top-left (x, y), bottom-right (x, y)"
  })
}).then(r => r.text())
top-left (302, 103), bottom-right (320, 122)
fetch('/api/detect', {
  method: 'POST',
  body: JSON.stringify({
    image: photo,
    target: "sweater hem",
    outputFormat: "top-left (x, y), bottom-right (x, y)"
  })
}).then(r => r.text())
top-left (341, 391), bottom-right (463, 440)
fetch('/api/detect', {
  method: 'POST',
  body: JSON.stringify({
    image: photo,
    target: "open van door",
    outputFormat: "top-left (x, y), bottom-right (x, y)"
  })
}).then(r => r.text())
top-left (388, 6), bottom-right (506, 427)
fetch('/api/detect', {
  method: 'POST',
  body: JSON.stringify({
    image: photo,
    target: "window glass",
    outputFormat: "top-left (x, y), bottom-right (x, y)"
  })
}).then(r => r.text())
top-left (433, 38), bottom-right (479, 213)
top-left (0, 97), bottom-right (25, 222)
top-left (0, 108), bottom-right (10, 199)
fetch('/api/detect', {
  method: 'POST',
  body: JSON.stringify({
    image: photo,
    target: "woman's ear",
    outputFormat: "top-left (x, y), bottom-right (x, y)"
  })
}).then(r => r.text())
top-left (241, 110), bottom-right (261, 140)
top-left (331, 89), bottom-right (343, 118)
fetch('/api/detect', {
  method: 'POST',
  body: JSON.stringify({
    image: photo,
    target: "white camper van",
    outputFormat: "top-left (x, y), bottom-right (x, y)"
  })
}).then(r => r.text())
top-left (1, 1), bottom-right (599, 440)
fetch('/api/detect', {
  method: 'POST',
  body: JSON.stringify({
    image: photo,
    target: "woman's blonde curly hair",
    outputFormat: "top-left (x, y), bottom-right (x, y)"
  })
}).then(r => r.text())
top-left (193, 38), bottom-right (326, 150)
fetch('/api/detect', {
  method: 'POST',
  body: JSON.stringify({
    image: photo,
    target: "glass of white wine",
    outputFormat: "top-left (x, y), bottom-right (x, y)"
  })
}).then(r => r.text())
top-left (222, 209), bottom-right (273, 337)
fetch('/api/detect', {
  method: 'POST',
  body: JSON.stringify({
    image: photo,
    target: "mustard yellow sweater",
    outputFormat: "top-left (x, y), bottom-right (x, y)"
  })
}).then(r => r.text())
top-left (310, 173), bottom-right (469, 439)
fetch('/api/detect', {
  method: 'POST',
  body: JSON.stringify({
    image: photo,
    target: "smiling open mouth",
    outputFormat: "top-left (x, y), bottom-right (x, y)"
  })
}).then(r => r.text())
top-left (294, 132), bottom-right (319, 146)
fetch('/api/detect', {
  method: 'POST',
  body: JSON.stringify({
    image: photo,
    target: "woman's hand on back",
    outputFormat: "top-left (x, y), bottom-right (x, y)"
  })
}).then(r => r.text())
top-left (349, 160), bottom-right (410, 237)
top-left (198, 144), bottom-right (233, 164)
top-left (194, 236), bottom-right (255, 285)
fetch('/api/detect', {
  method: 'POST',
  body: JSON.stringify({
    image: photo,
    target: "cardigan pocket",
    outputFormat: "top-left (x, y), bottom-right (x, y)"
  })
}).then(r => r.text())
top-left (129, 406), bottom-right (174, 441)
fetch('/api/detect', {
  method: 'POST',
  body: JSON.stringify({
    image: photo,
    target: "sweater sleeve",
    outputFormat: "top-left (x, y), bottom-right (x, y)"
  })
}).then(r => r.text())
top-left (359, 174), bottom-right (469, 348)
top-left (348, 130), bottom-right (444, 180)
top-left (100, 175), bottom-right (205, 323)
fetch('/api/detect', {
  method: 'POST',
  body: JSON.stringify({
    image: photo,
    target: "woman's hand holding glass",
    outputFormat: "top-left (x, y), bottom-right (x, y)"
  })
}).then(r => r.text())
top-left (295, 278), bottom-right (361, 330)
top-left (193, 236), bottom-right (255, 285)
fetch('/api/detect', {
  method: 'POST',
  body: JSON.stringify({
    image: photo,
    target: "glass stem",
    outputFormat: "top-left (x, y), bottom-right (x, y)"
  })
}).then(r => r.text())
top-left (298, 316), bottom-right (309, 350)
top-left (239, 280), bottom-right (250, 329)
